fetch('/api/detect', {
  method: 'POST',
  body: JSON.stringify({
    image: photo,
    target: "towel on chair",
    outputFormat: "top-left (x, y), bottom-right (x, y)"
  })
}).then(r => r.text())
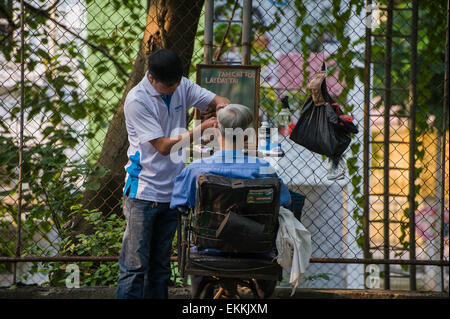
top-left (276, 206), bottom-right (312, 296)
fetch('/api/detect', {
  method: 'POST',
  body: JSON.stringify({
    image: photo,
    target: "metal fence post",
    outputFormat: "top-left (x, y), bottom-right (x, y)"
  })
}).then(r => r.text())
top-left (13, 0), bottom-right (26, 286)
top-left (242, 0), bottom-right (252, 65)
top-left (440, 0), bottom-right (450, 293)
top-left (204, 0), bottom-right (214, 64)
top-left (383, 0), bottom-right (394, 290)
top-left (363, 0), bottom-right (373, 288)
top-left (408, 0), bottom-right (418, 291)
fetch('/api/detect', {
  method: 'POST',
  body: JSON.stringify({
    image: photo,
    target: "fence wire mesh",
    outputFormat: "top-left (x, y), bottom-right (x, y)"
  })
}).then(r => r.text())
top-left (0, 0), bottom-right (448, 292)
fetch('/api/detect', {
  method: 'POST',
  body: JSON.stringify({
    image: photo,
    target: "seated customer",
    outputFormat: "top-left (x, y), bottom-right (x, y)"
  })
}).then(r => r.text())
top-left (170, 104), bottom-right (291, 298)
top-left (171, 103), bottom-right (291, 209)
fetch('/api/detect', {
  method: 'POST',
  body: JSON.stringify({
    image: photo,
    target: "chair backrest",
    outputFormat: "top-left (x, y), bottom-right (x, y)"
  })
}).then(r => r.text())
top-left (193, 174), bottom-right (281, 254)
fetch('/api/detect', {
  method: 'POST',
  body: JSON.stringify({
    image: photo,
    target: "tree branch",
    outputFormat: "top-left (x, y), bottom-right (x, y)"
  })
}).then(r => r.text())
top-left (0, 2), bottom-right (15, 27)
top-left (23, 1), bottom-right (129, 78)
top-left (214, 0), bottom-right (240, 62)
top-left (0, 1), bottom-right (15, 38)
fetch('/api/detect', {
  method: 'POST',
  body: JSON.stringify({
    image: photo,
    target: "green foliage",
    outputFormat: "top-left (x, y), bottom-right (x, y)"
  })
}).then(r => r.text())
top-left (36, 208), bottom-right (185, 287)
top-left (35, 208), bottom-right (125, 287)
top-left (371, 1), bottom-right (447, 255)
top-left (372, 1), bottom-right (447, 132)
top-left (189, 1), bottom-right (281, 75)
top-left (303, 272), bottom-right (333, 282)
top-left (70, 210), bottom-right (124, 257)
top-left (0, 130), bottom-right (96, 260)
top-left (0, 0), bottom-right (143, 284)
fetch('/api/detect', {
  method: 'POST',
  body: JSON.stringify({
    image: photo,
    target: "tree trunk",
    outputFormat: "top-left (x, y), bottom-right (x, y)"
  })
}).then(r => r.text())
top-left (69, 0), bottom-right (204, 236)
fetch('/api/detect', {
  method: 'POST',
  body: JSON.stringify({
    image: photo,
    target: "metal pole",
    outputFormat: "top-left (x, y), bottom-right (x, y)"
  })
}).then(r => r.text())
top-left (363, 0), bottom-right (373, 287)
top-left (204, 0), bottom-right (214, 64)
top-left (241, 0), bottom-right (252, 65)
top-left (408, 0), bottom-right (418, 291)
top-left (363, 0), bottom-right (375, 289)
top-left (14, 0), bottom-right (25, 285)
top-left (440, 0), bottom-right (449, 293)
top-left (383, 0), bottom-right (394, 290)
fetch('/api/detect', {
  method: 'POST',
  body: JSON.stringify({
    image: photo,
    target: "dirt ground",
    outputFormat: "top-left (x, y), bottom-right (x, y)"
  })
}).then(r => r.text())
top-left (0, 286), bottom-right (447, 299)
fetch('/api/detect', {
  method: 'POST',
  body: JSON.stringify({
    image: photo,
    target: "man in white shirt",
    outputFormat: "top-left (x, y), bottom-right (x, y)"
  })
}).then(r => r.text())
top-left (116, 49), bottom-right (229, 299)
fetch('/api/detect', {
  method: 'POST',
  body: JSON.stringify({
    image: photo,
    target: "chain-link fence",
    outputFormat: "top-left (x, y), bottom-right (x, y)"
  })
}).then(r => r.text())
top-left (0, 0), bottom-right (448, 292)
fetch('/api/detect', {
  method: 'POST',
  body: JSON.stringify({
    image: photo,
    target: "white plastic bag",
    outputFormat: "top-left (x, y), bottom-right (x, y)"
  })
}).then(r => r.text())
top-left (276, 206), bottom-right (312, 296)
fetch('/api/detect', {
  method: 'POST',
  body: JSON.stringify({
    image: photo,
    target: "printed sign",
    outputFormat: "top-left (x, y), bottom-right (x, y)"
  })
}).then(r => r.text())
top-left (196, 64), bottom-right (261, 132)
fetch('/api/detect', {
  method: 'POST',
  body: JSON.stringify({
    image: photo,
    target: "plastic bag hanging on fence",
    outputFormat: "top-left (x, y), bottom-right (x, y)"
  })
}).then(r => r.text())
top-left (289, 64), bottom-right (358, 166)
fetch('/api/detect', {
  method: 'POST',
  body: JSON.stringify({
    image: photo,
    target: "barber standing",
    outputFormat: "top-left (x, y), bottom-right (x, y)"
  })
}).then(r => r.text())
top-left (116, 49), bottom-right (229, 299)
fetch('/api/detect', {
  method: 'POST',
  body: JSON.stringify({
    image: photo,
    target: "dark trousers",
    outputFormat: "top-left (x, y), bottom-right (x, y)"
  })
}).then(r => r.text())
top-left (116, 196), bottom-right (178, 299)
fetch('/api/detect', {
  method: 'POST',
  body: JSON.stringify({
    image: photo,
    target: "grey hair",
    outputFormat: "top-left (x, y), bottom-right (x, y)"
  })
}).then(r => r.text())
top-left (216, 104), bottom-right (253, 137)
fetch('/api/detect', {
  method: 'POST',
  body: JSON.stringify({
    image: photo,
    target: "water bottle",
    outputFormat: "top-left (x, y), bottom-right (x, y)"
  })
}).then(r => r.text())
top-left (258, 120), bottom-right (271, 153)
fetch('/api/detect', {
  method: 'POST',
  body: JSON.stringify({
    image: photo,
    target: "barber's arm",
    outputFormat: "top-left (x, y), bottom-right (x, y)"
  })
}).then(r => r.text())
top-left (211, 95), bottom-right (230, 110)
top-left (150, 116), bottom-right (217, 156)
top-left (201, 95), bottom-right (230, 120)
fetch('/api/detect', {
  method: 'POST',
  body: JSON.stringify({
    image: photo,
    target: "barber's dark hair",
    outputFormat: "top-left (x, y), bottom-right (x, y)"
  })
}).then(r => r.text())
top-left (148, 49), bottom-right (183, 86)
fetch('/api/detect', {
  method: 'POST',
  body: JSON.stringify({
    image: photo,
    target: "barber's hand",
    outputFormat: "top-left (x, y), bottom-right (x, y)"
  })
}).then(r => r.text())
top-left (201, 116), bottom-right (218, 131)
top-left (216, 103), bottom-right (228, 112)
top-left (214, 96), bottom-right (230, 111)
top-left (200, 104), bottom-right (216, 120)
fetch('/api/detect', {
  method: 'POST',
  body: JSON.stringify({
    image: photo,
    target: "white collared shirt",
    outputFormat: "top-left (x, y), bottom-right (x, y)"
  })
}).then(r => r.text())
top-left (123, 72), bottom-right (216, 202)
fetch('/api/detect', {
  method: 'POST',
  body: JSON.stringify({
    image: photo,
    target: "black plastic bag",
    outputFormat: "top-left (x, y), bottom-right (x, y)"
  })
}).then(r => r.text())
top-left (289, 67), bottom-right (357, 162)
top-left (289, 97), bottom-right (350, 162)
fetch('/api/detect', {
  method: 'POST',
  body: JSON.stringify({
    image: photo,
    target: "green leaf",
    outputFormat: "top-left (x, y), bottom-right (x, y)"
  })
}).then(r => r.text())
top-left (57, 65), bottom-right (72, 73)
